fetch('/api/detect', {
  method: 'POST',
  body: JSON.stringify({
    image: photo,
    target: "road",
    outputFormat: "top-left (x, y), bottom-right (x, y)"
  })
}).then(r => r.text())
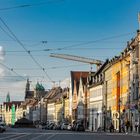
top-left (0, 128), bottom-right (140, 140)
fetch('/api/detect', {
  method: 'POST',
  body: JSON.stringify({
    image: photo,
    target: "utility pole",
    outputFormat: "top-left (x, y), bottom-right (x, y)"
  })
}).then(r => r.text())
top-left (118, 99), bottom-right (121, 133)
top-left (40, 100), bottom-right (41, 123)
top-left (103, 105), bottom-right (106, 132)
top-left (0, 104), bottom-right (2, 121)
top-left (40, 96), bottom-right (42, 123)
top-left (138, 12), bottom-right (140, 30)
top-left (138, 102), bottom-right (140, 133)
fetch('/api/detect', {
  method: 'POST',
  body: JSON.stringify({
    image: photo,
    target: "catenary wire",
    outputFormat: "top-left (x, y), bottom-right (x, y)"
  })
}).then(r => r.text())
top-left (0, 17), bottom-right (52, 82)
top-left (0, 0), bottom-right (64, 11)
top-left (0, 62), bottom-right (26, 81)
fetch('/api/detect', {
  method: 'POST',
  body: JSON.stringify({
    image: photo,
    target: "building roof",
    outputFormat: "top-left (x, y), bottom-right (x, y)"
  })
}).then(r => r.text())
top-left (3, 101), bottom-right (23, 110)
top-left (44, 87), bottom-right (62, 99)
top-left (44, 87), bottom-right (63, 103)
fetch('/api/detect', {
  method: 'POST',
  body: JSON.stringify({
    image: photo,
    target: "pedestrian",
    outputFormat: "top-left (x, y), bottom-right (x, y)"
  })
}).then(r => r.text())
top-left (130, 123), bottom-right (133, 133)
top-left (135, 120), bottom-right (139, 133)
top-left (125, 120), bottom-right (130, 133)
top-left (109, 123), bottom-right (114, 133)
top-left (121, 122), bottom-right (125, 133)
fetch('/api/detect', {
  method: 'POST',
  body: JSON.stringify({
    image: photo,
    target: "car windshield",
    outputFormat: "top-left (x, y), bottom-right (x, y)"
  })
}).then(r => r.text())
top-left (64, 123), bottom-right (68, 125)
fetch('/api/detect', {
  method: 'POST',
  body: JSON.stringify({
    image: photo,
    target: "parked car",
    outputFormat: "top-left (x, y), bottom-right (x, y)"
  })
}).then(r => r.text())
top-left (42, 124), bottom-right (48, 129)
top-left (56, 124), bottom-right (61, 130)
top-left (71, 123), bottom-right (77, 131)
top-left (76, 124), bottom-right (85, 131)
top-left (0, 122), bottom-right (6, 133)
top-left (47, 123), bottom-right (57, 130)
top-left (67, 124), bottom-right (72, 130)
top-left (61, 123), bottom-right (69, 130)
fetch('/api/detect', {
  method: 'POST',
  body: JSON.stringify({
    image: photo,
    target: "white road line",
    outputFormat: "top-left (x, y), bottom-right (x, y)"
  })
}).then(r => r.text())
top-left (4, 132), bottom-right (90, 135)
top-left (46, 133), bottom-right (57, 140)
top-left (10, 134), bottom-right (31, 140)
top-left (30, 134), bottom-right (45, 140)
top-left (0, 134), bottom-right (20, 140)
top-left (4, 133), bottom-right (28, 134)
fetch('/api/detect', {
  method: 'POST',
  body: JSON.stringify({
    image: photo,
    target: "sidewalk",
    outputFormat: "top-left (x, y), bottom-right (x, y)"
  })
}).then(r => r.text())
top-left (85, 129), bottom-right (140, 136)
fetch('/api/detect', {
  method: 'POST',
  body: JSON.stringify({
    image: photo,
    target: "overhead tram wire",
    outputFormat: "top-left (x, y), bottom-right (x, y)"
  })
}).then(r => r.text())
top-left (3, 47), bottom-right (124, 53)
top-left (1, 31), bottom-right (134, 55)
top-left (0, 17), bottom-right (52, 83)
top-left (0, 63), bottom-right (37, 89)
top-left (10, 64), bottom-right (89, 71)
top-left (0, 25), bottom-right (16, 41)
top-left (0, 62), bottom-right (26, 81)
top-left (0, 39), bottom-right (128, 44)
top-left (57, 32), bottom-right (135, 50)
top-left (0, 0), bottom-right (64, 11)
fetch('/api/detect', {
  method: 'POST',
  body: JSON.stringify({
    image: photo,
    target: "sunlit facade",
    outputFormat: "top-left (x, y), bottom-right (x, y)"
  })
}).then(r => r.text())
top-left (104, 53), bottom-right (130, 130)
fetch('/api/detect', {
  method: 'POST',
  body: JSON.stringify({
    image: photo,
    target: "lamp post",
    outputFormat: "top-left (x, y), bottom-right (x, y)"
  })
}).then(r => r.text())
top-left (92, 109), bottom-right (94, 131)
top-left (39, 96), bottom-right (42, 123)
top-left (118, 99), bottom-right (121, 133)
top-left (0, 105), bottom-right (2, 121)
top-left (138, 102), bottom-right (140, 134)
top-left (103, 105), bottom-right (106, 132)
top-left (43, 98), bottom-right (48, 123)
top-left (97, 112), bottom-right (99, 130)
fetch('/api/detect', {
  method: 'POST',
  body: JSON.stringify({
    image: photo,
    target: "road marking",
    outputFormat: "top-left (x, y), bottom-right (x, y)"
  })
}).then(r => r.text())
top-left (4, 132), bottom-right (94, 135)
top-left (0, 134), bottom-right (21, 140)
top-left (30, 134), bottom-right (45, 140)
top-left (4, 133), bottom-right (39, 135)
top-left (46, 133), bottom-right (57, 140)
top-left (10, 134), bottom-right (31, 140)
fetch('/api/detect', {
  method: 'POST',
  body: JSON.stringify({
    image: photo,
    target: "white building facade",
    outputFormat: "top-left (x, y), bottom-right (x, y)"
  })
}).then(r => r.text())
top-left (89, 85), bottom-right (103, 131)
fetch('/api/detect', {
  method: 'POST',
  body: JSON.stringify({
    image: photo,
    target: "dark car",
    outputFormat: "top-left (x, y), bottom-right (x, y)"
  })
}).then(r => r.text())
top-left (56, 124), bottom-right (61, 130)
top-left (76, 124), bottom-right (85, 131)
top-left (71, 123), bottom-right (77, 131)
top-left (0, 124), bottom-right (6, 133)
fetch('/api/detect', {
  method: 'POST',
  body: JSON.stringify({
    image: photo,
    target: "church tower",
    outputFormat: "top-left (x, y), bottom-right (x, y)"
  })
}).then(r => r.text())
top-left (25, 78), bottom-right (30, 92)
top-left (25, 78), bottom-right (33, 100)
top-left (6, 92), bottom-right (10, 102)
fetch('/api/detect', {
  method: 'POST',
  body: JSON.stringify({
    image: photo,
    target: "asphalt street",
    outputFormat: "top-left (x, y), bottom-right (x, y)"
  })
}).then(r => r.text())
top-left (0, 128), bottom-right (140, 140)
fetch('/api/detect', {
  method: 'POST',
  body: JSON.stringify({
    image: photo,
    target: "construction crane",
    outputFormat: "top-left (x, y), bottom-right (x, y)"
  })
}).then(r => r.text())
top-left (49, 53), bottom-right (103, 70)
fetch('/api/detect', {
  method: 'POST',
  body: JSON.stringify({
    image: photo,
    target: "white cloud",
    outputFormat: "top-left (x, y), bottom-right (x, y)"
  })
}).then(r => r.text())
top-left (0, 46), bottom-right (26, 103)
top-left (0, 46), bottom-right (4, 61)
top-left (0, 81), bottom-right (26, 103)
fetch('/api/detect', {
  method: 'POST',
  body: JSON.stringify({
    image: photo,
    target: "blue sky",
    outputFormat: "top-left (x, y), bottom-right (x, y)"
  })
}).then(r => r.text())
top-left (0, 0), bottom-right (140, 103)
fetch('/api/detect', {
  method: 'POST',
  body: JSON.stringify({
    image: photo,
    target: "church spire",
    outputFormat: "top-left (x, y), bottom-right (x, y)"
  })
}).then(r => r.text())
top-left (6, 92), bottom-right (10, 102)
top-left (25, 78), bottom-right (30, 92)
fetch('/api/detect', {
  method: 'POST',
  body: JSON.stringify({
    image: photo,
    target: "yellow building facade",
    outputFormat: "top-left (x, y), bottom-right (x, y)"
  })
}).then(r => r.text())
top-left (55, 101), bottom-right (62, 123)
top-left (64, 98), bottom-right (70, 121)
top-left (104, 53), bottom-right (130, 130)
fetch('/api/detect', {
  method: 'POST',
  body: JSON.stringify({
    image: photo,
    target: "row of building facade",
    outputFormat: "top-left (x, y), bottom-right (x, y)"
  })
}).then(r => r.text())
top-left (0, 30), bottom-right (140, 132)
